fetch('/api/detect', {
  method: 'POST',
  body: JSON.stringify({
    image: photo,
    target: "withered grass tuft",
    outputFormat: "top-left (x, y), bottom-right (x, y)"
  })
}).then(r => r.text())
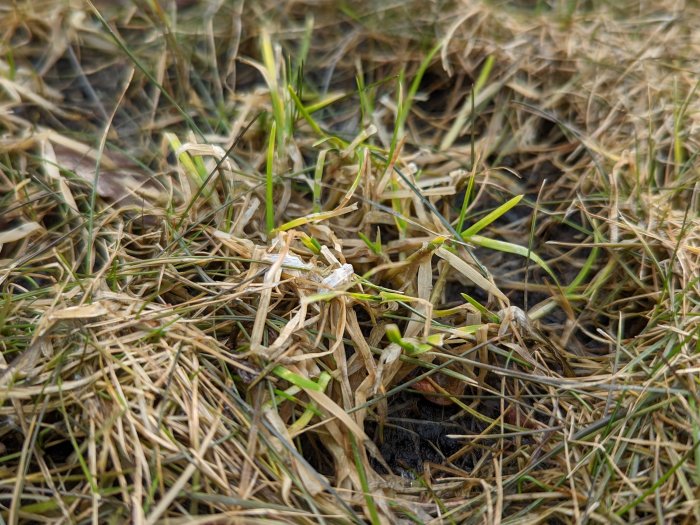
top-left (1, 1), bottom-right (699, 523)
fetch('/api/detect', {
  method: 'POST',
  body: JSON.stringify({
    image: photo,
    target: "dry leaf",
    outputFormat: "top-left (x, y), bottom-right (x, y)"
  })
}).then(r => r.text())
top-left (0, 222), bottom-right (42, 245)
top-left (436, 246), bottom-right (508, 303)
top-left (48, 302), bottom-right (109, 321)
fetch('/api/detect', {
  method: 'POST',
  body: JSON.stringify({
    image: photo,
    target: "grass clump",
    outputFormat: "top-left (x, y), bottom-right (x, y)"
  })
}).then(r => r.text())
top-left (1, 1), bottom-right (699, 523)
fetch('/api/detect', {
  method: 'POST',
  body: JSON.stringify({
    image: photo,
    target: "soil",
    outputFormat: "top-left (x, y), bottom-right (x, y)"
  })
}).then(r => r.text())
top-left (367, 393), bottom-right (493, 480)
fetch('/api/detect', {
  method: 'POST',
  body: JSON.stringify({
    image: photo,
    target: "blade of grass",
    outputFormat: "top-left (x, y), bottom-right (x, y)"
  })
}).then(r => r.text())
top-left (266, 120), bottom-right (277, 234)
top-left (260, 28), bottom-right (285, 150)
top-left (349, 433), bottom-right (381, 525)
top-left (274, 203), bottom-right (358, 232)
top-left (396, 41), bottom-right (441, 140)
top-left (312, 148), bottom-right (328, 212)
top-left (440, 55), bottom-right (497, 151)
top-left (272, 365), bottom-right (323, 392)
top-left (456, 169), bottom-right (476, 234)
top-left (464, 234), bottom-right (558, 284)
top-left (87, 1), bottom-right (205, 139)
top-left (461, 194), bottom-right (523, 237)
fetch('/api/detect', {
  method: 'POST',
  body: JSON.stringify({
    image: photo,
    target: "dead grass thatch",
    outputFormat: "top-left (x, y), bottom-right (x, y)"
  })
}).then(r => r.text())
top-left (1, 1), bottom-right (699, 523)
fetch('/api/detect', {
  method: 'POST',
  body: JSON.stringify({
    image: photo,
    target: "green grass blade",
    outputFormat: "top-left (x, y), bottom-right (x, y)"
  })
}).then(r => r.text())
top-left (274, 204), bottom-right (358, 232)
top-left (473, 55), bottom-right (495, 95)
top-left (461, 194), bottom-right (523, 237)
top-left (358, 231), bottom-right (381, 255)
top-left (464, 233), bottom-right (558, 284)
top-left (260, 28), bottom-right (285, 149)
top-left (266, 121), bottom-right (277, 234)
top-left (389, 42), bottom-right (441, 160)
top-left (272, 366), bottom-right (323, 392)
top-left (288, 85), bottom-right (326, 138)
top-left (456, 171), bottom-right (476, 233)
top-left (349, 433), bottom-right (381, 525)
top-left (460, 293), bottom-right (500, 322)
top-left (398, 41), bottom-right (442, 136)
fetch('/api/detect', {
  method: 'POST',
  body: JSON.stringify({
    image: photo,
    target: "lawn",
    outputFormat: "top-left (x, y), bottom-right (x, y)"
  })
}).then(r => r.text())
top-left (1, 1), bottom-right (698, 523)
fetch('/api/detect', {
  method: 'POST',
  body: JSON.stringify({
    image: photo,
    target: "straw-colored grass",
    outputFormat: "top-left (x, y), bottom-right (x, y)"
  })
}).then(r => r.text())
top-left (1, 1), bottom-right (699, 523)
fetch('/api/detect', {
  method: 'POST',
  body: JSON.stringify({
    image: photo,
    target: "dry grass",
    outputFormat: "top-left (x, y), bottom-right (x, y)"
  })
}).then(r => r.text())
top-left (1, 0), bottom-right (699, 523)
